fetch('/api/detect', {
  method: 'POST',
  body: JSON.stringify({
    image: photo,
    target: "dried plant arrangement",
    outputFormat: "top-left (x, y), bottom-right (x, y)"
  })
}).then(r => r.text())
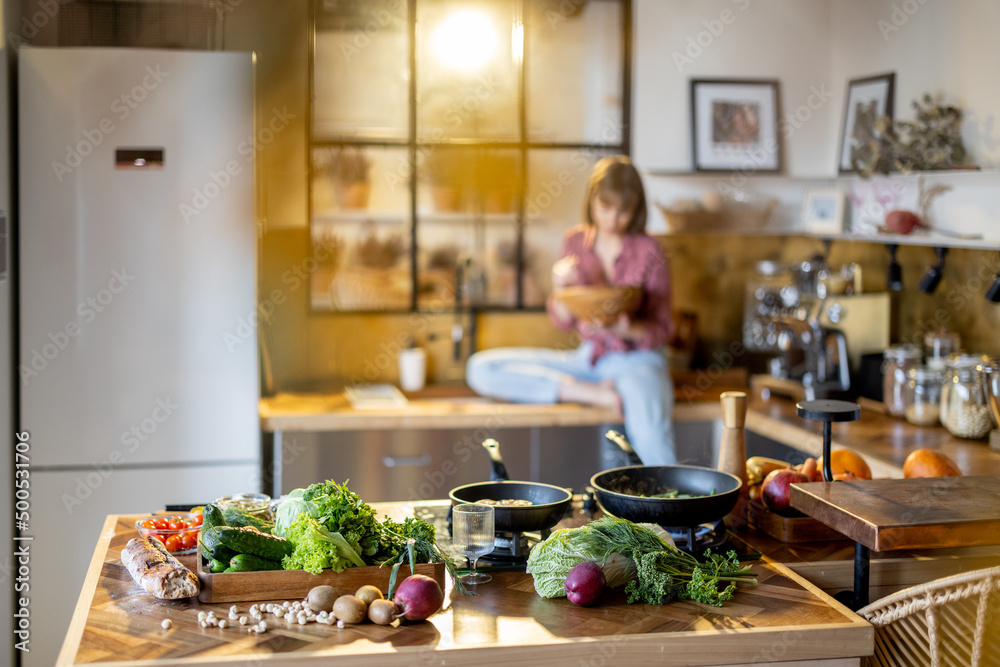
top-left (859, 94), bottom-right (972, 177)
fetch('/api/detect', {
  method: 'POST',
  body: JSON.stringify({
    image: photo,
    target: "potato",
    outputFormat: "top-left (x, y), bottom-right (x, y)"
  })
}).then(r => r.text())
top-left (306, 585), bottom-right (339, 613)
top-left (355, 585), bottom-right (384, 606)
top-left (333, 595), bottom-right (367, 624)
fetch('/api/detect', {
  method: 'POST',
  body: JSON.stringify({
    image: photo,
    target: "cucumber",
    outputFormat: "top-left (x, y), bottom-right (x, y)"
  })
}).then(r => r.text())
top-left (202, 504), bottom-right (226, 532)
top-left (208, 558), bottom-right (228, 573)
top-left (221, 508), bottom-right (274, 534)
top-left (216, 526), bottom-right (293, 562)
top-left (199, 504), bottom-right (228, 554)
top-left (210, 542), bottom-right (238, 563)
top-left (228, 553), bottom-right (284, 572)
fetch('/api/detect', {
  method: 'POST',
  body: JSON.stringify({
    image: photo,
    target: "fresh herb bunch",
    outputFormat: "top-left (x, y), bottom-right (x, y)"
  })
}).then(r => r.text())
top-left (376, 515), bottom-right (437, 563)
top-left (625, 549), bottom-right (753, 607)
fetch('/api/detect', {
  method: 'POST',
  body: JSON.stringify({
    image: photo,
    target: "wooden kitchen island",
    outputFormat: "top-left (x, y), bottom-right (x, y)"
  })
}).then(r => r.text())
top-left (59, 506), bottom-right (873, 667)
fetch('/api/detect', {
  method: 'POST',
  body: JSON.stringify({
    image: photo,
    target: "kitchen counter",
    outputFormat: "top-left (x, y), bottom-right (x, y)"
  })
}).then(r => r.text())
top-left (259, 370), bottom-right (749, 433)
top-left (59, 505), bottom-right (873, 667)
top-left (746, 394), bottom-right (1000, 478)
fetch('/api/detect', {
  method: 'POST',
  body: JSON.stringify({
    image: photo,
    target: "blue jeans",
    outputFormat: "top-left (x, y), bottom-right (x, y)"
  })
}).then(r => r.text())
top-left (465, 342), bottom-right (676, 465)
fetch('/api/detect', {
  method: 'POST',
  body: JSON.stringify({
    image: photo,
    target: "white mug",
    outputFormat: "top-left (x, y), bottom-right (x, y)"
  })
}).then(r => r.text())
top-left (398, 348), bottom-right (427, 392)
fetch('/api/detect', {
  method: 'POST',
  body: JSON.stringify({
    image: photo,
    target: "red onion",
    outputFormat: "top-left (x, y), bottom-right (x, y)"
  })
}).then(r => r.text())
top-left (393, 574), bottom-right (444, 622)
top-left (565, 561), bottom-right (606, 606)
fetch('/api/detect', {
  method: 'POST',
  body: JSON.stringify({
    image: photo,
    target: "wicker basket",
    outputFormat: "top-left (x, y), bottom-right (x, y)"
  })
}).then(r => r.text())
top-left (656, 198), bottom-right (777, 234)
top-left (856, 565), bottom-right (1000, 667)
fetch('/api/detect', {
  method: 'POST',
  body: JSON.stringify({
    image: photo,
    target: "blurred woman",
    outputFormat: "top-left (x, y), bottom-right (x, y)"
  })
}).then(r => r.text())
top-left (466, 156), bottom-right (677, 464)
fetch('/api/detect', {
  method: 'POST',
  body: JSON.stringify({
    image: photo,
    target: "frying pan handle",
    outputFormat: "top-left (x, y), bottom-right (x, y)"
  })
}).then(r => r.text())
top-left (605, 429), bottom-right (644, 466)
top-left (481, 438), bottom-right (510, 482)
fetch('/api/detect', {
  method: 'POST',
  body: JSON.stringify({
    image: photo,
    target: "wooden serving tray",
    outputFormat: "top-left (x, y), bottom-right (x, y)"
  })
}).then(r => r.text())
top-left (748, 499), bottom-right (845, 543)
top-left (196, 558), bottom-right (446, 603)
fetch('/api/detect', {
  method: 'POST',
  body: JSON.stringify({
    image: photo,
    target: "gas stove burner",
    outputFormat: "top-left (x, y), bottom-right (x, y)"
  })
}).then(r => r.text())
top-left (457, 528), bottom-right (551, 571)
top-left (444, 503), bottom-right (553, 570)
top-left (669, 523), bottom-right (728, 553)
top-left (663, 521), bottom-right (762, 561)
top-left (665, 523), bottom-right (712, 545)
top-left (477, 533), bottom-right (531, 567)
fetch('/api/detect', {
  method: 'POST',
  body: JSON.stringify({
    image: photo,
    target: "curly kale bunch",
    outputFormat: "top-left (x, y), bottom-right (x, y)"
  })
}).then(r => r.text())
top-left (624, 549), bottom-right (750, 607)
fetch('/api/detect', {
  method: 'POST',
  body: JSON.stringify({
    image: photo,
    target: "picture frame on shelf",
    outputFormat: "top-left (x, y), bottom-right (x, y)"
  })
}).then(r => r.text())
top-left (690, 78), bottom-right (782, 173)
top-left (838, 72), bottom-right (895, 174)
top-left (801, 188), bottom-right (846, 236)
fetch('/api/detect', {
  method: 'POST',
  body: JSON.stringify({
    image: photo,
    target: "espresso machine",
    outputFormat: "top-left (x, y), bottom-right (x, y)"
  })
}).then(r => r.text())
top-left (745, 259), bottom-right (890, 400)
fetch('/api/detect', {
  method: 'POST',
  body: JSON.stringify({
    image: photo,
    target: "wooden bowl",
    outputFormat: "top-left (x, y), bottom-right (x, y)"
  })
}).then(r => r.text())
top-left (553, 285), bottom-right (642, 325)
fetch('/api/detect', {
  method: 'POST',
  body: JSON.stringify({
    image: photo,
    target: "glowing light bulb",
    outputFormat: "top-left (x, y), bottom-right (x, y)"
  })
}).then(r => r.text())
top-left (431, 10), bottom-right (497, 72)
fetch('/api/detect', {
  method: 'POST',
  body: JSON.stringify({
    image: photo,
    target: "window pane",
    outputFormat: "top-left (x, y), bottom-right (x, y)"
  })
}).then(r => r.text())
top-left (523, 148), bottom-right (613, 307)
top-left (313, 1), bottom-right (409, 140)
top-left (311, 146), bottom-right (412, 311)
top-left (416, 146), bottom-right (521, 308)
top-left (417, 146), bottom-right (521, 215)
top-left (416, 0), bottom-right (519, 141)
top-left (526, 1), bottom-right (623, 144)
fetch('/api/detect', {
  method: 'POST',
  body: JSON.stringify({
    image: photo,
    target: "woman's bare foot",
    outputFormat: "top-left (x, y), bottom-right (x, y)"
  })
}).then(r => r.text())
top-left (558, 379), bottom-right (623, 420)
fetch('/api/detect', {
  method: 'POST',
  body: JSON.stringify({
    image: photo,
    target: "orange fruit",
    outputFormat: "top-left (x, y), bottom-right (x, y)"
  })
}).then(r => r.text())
top-left (903, 448), bottom-right (962, 478)
top-left (817, 450), bottom-right (872, 480)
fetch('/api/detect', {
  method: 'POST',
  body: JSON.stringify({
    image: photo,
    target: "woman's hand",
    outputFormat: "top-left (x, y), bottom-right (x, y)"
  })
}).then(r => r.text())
top-left (551, 255), bottom-right (580, 290)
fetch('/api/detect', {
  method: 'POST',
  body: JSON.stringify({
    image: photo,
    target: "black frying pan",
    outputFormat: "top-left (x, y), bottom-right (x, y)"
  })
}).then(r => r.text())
top-left (448, 439), bottom-right (572, 533)
top-left (591, 430), bottom-right (741, 527)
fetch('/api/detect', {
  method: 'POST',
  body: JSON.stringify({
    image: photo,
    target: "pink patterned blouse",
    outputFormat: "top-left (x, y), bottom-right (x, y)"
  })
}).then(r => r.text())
top-left (547, 225), bottom-right (675, 362)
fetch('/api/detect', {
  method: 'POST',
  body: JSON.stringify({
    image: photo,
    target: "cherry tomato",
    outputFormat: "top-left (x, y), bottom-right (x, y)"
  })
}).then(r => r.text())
top-left (141, 519), bottom-right (157, 529)
top-left (167, 519), bottom-right (184, 531)
top-left (150, 534), bottom-right (167, 545)
top-left (164, 534), bottom-right (182, 552)
top-left (154, 518), bottom-right (170, 530)
top-left (180, 531), bottom-right (198, 550)
top-left (191, 513), bottom-right (203, 527)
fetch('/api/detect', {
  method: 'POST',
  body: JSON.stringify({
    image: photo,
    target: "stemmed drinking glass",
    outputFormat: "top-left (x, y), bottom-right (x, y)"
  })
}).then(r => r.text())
top-left (452, 504), bottom-right (495, 585)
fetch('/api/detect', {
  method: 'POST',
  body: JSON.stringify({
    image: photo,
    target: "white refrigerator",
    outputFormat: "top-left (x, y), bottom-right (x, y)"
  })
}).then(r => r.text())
top-left (18, 47), bottom-right (260, 667)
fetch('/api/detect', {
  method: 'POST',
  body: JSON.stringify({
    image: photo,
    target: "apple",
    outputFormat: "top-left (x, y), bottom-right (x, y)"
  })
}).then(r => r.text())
top-left (884, 209), bottom-right (923, 234)
top-left (761, 468), bottom-right (810, 517)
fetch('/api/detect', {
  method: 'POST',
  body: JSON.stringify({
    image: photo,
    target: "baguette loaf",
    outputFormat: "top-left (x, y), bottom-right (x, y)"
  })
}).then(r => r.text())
top-left (121, 536), bottom-right (200, 599)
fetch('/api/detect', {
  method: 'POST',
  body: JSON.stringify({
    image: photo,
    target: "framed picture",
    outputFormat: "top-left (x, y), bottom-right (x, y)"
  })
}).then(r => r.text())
top-left (837, 72), bottom-right (895, 173)
top-left (690, 79), bottom-right (782, 173)
top-left (801, 188), bottom-right (846, 235)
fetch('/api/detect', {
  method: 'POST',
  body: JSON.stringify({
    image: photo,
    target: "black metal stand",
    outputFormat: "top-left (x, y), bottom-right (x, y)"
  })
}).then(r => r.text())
top-left (796, 399), bottom-right (867, 610)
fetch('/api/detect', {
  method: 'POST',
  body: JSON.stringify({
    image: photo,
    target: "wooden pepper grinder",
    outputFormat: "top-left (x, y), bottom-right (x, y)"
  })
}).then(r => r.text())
top-left (718, 391), bottom-right (749, 529)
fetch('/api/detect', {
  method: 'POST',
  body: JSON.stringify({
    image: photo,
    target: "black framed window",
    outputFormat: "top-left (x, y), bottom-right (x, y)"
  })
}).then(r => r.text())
top-left (309, 0), bottom-right (631, 313)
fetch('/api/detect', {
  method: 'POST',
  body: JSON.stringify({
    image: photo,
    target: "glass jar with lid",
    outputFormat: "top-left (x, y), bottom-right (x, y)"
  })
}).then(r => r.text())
top-left (743, 261), bottom-right (793, 352)
top-left (215, 492), bottom-right (274, 522)
top-left (923, 328), bottom-right (961, 371)
top-left (883, 344), bottom-right (922, 417)
top-left (903, 366), bottom-right (944, 427)
top-left (940, 354), bottom-right (995, 439)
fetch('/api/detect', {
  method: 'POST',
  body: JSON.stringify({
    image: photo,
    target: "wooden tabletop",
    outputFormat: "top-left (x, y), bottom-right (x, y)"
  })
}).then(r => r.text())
top-left (789, 477), bottom-right (1000, 552)
top-left (745, 394), bottom-right (1000, 478)
top-left (59, 509), bottom-right (872, 667)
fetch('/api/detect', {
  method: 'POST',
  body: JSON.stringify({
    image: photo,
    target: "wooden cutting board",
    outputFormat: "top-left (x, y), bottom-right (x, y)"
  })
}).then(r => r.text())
top-left (747, 499), bottom-right (846, 543)
top-left (789, 476), bottom-right (1000, 552)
